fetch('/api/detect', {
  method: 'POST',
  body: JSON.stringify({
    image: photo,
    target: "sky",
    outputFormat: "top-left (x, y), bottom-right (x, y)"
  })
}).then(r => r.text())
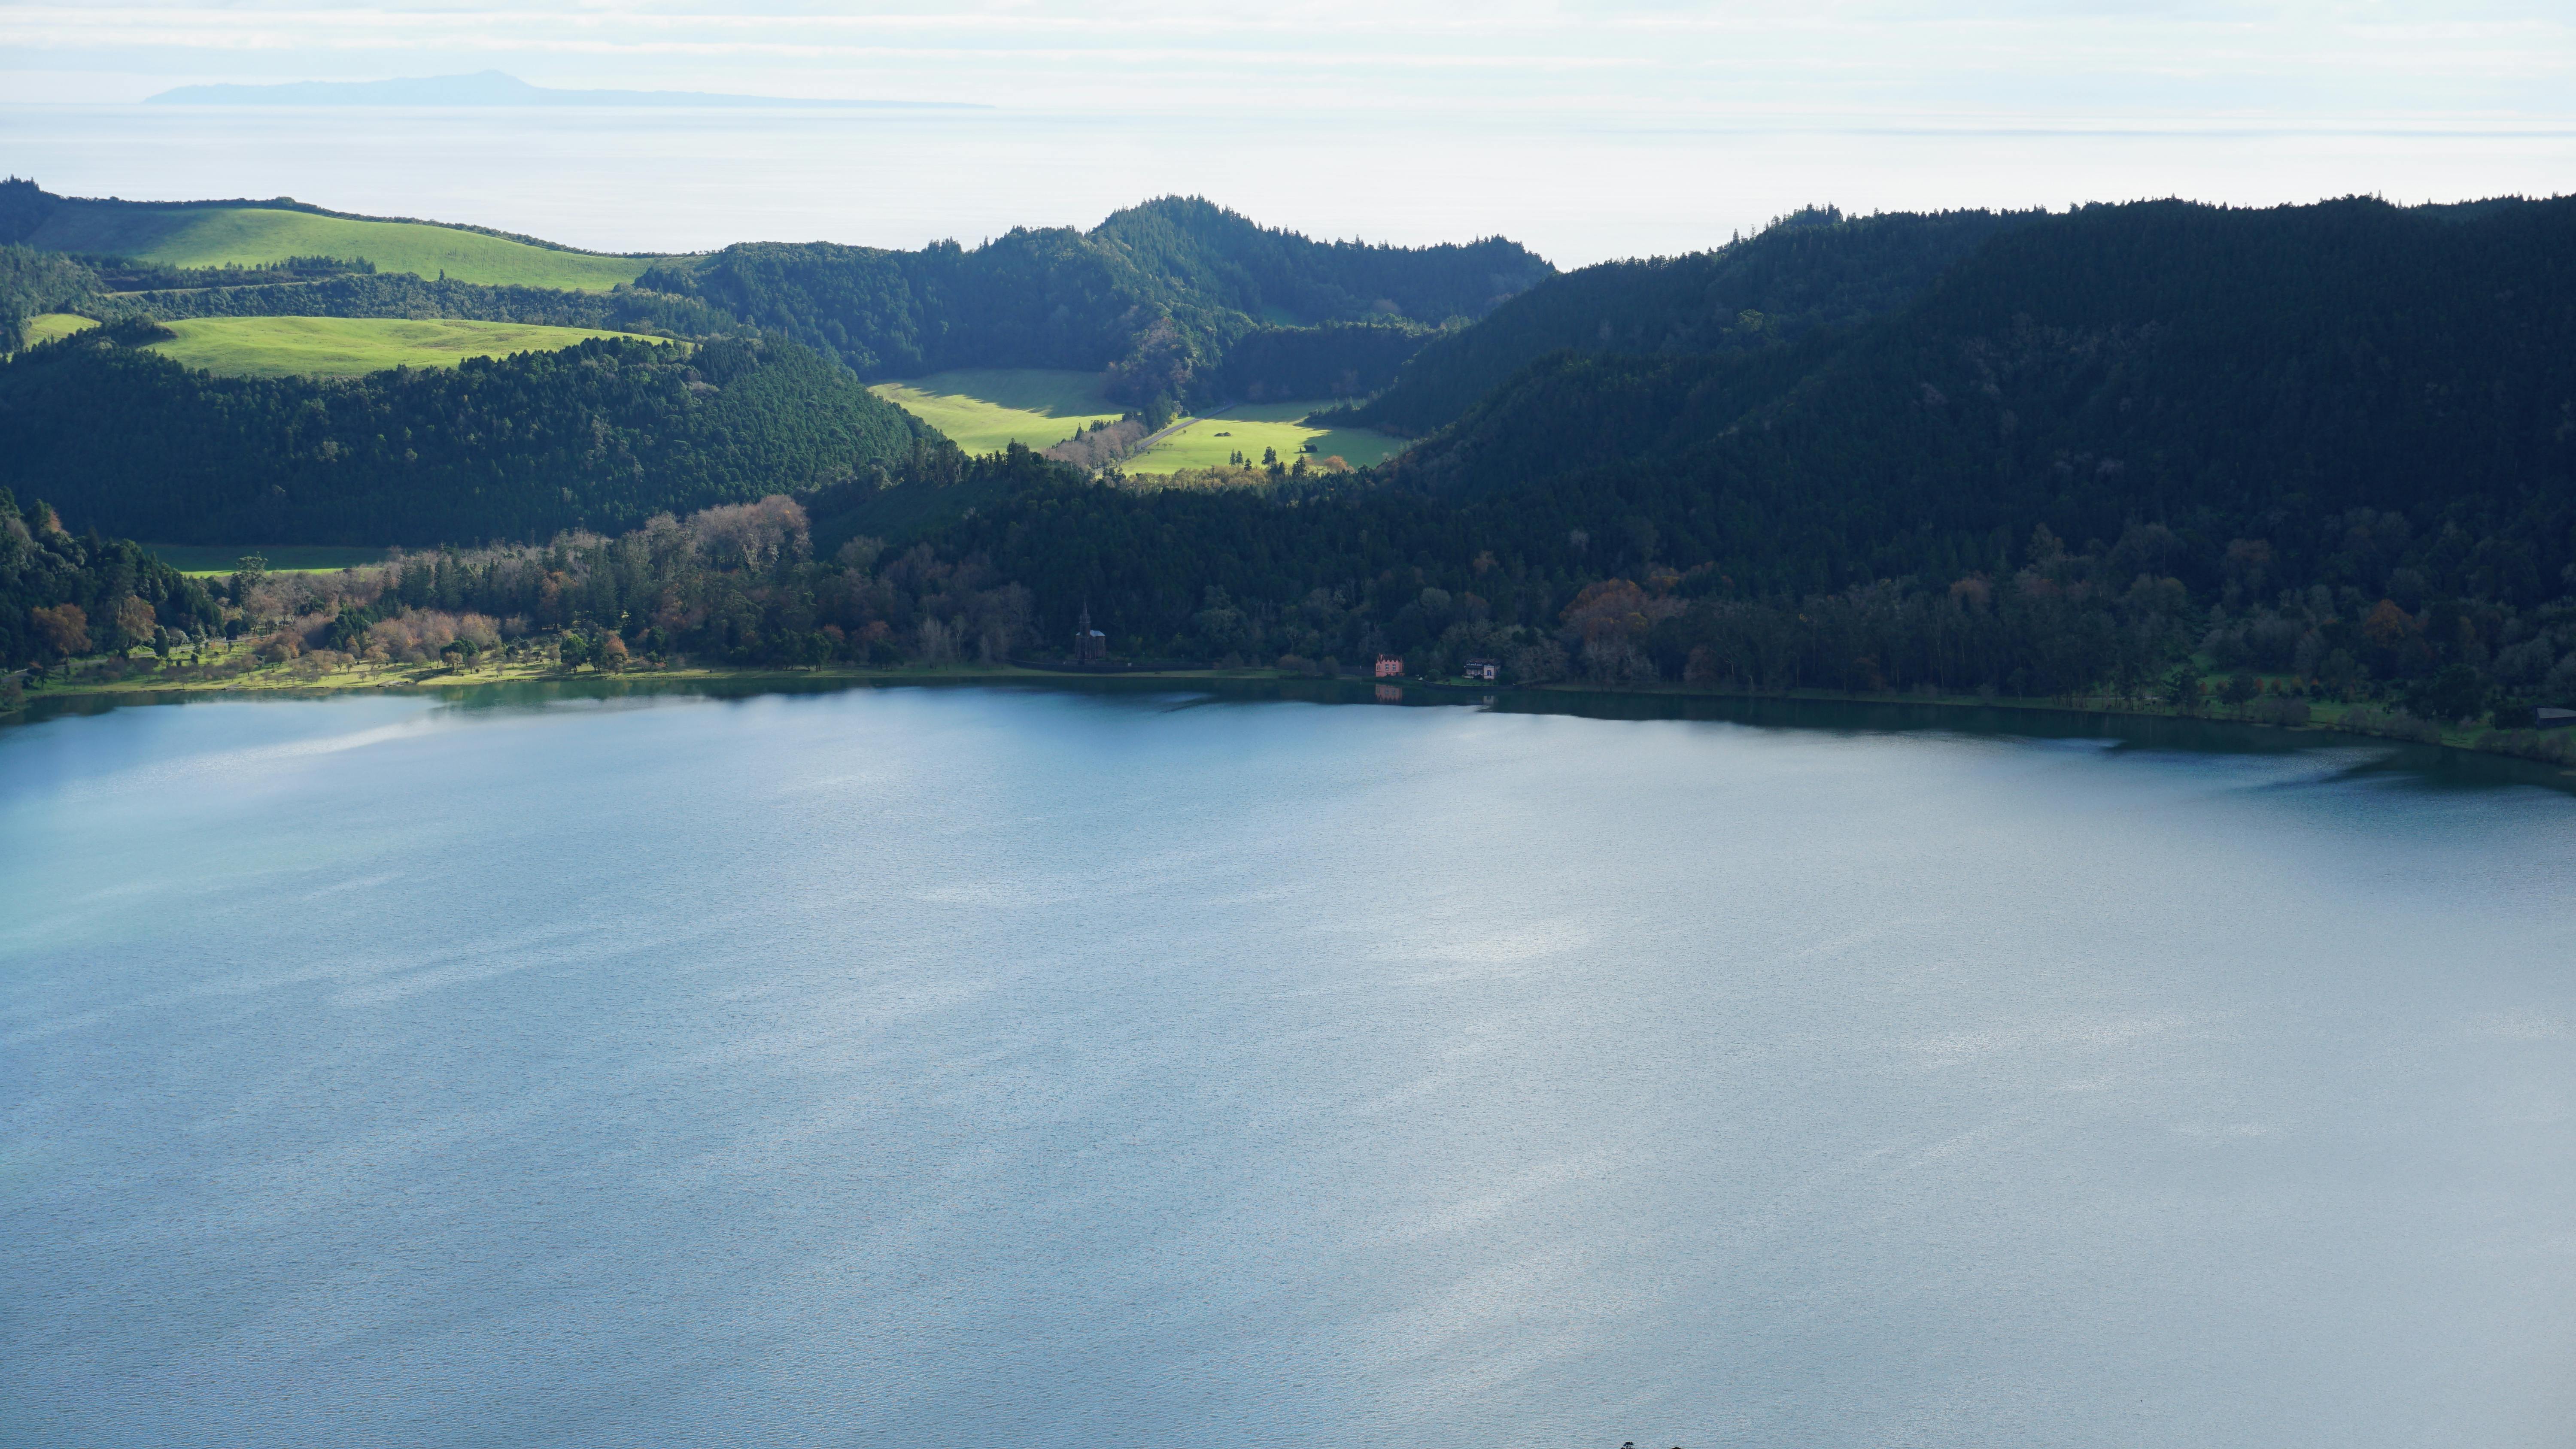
top-left (3, 2), bottom-right (2572, 262)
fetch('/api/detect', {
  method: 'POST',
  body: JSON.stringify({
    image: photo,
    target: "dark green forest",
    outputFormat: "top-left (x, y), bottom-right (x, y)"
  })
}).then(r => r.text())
top-left (0, 329), bottom-right (929, 544)
top-left (1211, 319), bottom-right (1434, 402)
top-left (1332, 206), bottom-right (2036, 435)
top-left (639, 197), bottom-right (1549, 406)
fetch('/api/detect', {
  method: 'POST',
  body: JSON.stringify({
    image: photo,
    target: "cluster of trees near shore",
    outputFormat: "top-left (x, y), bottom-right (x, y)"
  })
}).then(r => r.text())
top-left (0, 489), bottom-right (221, 674)
top-left (44, 492), bottom-right (1042, 680)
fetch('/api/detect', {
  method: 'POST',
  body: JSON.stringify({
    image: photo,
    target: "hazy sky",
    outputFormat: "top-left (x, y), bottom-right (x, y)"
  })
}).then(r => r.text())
top-left (3, 2), bottom-right (2571, 261)
top-left (7, 0), bottom-right (2569, 120)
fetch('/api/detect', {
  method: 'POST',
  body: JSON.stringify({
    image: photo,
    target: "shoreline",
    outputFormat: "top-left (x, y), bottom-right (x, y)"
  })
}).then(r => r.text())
top-left (7, 655), bottom-right (2572, 783)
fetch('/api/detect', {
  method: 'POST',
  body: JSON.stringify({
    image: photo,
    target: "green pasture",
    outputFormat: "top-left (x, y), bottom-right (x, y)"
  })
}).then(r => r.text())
top-left (18, 312), bottom-right (98, 350)
top-left (870, 369), bottom-right (1124, 454)
top-left (142, 315), bottom-right (661, 379)
top-left (26, 201), bottom-right (666, 291)
top-left (1123, 400), bottom-right (1411, 474)
top-left (147, 543), bottom-right (391, 576)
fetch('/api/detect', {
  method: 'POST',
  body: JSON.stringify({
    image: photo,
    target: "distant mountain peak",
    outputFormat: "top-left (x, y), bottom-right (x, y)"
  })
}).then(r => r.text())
top-left (145, 71), bottom-right (987, 110)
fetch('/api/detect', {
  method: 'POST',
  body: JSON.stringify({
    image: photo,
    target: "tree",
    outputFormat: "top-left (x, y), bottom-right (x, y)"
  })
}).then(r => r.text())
top-left (112, 594), bottom-right (157, 651)
top-left (2405, 663), bottom-right (2489, 724)
top-left (2165, 664), bottom-right (2204, 714)
top-left (29, 603), bottom-right (88, 658)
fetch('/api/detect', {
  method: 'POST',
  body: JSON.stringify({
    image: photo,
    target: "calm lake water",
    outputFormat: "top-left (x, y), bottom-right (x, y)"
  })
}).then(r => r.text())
top-left (3, 684), bottom-right (2572, 1447)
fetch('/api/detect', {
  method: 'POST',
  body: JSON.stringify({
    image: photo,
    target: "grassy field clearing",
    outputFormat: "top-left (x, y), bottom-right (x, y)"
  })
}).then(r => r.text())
top-left (18, 312), bottom-right (99, 350)
top-left (870, 369), bottom-right (1124, 454)
top-left (146, 544), bottom-right (391, 576)
top-left (143, 316), bottom-right (661, 379)
top-left (1123, 400), bottom-right (1411, 474)
top-left (25, 202), bottom-right (665, 291)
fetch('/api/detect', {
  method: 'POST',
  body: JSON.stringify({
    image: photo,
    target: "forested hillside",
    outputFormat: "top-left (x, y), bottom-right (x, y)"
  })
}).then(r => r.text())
top-left (9, 183), bottom-right (1547, 422)
top-left (1336, 206), bottom-right (2035, 435)
top-left (859, 196), bottom-right (2576, 717)
top-left (0, 328), bottom-right (929, 544)
top-left (642, 197), bottom-right (1549, 408)
top-left (1210, 320), bottom-right (1432, 402)
top-left (1391, 195), bottom-right (2576, 590)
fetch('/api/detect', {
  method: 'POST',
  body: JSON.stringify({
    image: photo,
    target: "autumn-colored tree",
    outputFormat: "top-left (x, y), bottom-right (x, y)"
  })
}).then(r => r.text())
top-left (29, 603), bottom-right (88, 658)
top-left (113, 594), bottom-right (157, 650)
top-left (2362, 599), bottom-right (2418, 649)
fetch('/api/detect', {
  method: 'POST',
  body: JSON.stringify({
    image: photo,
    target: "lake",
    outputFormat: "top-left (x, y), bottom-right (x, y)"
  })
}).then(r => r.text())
top-left (3, 683), bottom-right (2572, 1447)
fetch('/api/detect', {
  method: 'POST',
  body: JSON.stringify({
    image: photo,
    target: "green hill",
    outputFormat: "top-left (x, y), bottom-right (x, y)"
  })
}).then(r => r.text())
top-left (1388, 194), bottom-right (2576, 585)
top-left (0, 328), bottom-right (931, 544)
top-left (3, 180), bottom-right (666, 291)
top-left (645, 197), bottom-right (1551, 409)
top-left (141, 315), bottom-right (656, 379)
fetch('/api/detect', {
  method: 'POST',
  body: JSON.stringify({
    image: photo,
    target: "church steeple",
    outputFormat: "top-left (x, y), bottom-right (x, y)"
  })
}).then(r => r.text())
top-left (1075, 600), bottom-right (1104, 662)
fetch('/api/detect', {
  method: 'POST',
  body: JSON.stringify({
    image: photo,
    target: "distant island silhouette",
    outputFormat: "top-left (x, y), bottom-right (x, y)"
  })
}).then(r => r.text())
top-left (145, 70), bottom-right (988, 109)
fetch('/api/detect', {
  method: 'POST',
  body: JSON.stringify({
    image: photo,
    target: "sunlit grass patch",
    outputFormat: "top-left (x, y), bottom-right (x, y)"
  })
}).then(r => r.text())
top-left (26, 201), bottom-right (666, 291)
top-left (870, 368), bottom-right (1125, 455)
top-left (142, 315), bottom-right (660, 379)
top-left (1122, 399), bottom-right (1410, 475)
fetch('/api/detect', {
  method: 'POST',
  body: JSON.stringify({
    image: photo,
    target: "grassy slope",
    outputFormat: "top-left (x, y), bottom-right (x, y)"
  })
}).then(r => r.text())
top-left (143, 316), bottom-right (654, 379)
top-left (869, 369), bottom-right (1124, 454)
top-left (27, 203), bottom-right (661, 291)
top-left (145, 543), bottom-right (391, 576)
top-left (20, 312), bottom-right (98, 349)
top-left (1124, 399), bottom-right (1411, 474)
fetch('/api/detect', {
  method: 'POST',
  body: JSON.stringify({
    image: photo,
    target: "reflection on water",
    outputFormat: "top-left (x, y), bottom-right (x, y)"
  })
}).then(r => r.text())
top-left (3, 684), bottom-right (2572, 1447)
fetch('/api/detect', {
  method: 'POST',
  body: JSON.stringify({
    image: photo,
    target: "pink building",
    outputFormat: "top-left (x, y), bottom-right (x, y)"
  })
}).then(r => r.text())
top-left (1374, 655), bottom-right (1404, 679)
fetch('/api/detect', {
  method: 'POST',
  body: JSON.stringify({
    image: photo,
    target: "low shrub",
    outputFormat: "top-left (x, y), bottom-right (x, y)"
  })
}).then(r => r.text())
top-left (2239, 696), bottom-right (2311, 727)
top-left (2477, 729), bottom-right (2576, 766)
